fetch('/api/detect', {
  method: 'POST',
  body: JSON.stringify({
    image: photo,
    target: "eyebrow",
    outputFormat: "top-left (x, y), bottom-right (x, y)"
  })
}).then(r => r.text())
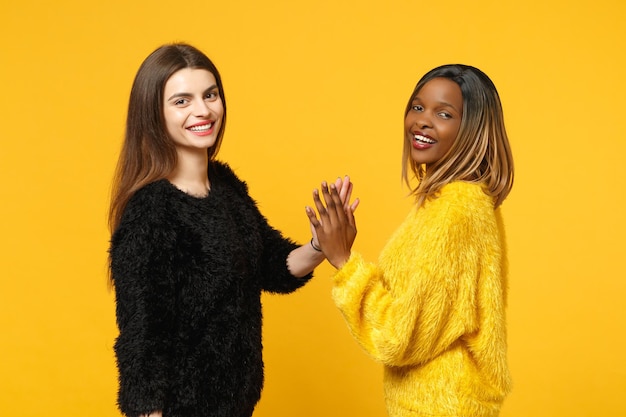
top-left (166, 84), bottom-right (219, 101)
top-left (438, 101), bottom-right (461, 112)
top-left (412, 97), bottom-right (461, 112)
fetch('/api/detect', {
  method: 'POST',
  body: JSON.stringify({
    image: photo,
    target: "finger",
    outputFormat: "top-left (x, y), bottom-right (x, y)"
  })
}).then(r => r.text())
top-left (342, 180), bottom-right (354, 212)
top-left (350, 197), bottom-right (360, 213)
top-left (312, 188), bottom-right (330, 224)
top-left (337, 176), bottom-right (355, 213)
top-left (325, 183), bottom-right (349, 231)
top-left (321, 182), bottom-right (340, 225)
top-left (305, 206), bottom-right (322, 229)
top-left (342, 195), bottom-right (358, 229)
top-left (329, 183), bottom-right (348, 221)
top-left (345, 202), bottom-right (357, 228)
top-left (310, 225), bottom-right (319, 242)
top-left (337, 176), bottom-right (349, 203)
top-left (334, 177), bottom-right (343, 196)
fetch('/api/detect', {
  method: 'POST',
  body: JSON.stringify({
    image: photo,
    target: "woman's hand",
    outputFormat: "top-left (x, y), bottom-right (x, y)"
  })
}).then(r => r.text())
top-left (309, 176), bottom-right (359, 248)
top-left (335, 175), bottom-right (359, 214)
top-left (306, 180), bottom-right (358, 269)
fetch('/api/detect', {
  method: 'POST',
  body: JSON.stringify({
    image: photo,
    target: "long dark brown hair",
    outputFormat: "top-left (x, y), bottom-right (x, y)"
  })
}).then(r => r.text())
top-left (402, 64), bottom-right (514, 208)
top-left (108, 43), bottom-right (227, 233)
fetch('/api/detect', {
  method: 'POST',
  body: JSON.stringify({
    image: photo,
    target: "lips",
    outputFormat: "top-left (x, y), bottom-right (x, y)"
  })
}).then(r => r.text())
top-left (187, 121), bottom-right (214, 132)
top-left (413, 133), bottom-right (436, 144)
top-left (410, 132), bottom-right (436, 150)
top-left (185, 121), bottom-right (218, 137)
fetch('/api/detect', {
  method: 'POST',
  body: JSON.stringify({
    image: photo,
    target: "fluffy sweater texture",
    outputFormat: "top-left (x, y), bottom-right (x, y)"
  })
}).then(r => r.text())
top-left (109, 161), bottom-right (311, 417)
top-left (332, 181), bottom-right (511, 417)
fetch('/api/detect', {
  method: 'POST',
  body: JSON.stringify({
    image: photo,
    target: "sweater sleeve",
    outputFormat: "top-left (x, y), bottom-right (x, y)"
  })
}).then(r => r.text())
top-left (212, 161), bottom-right (312, 293)
top-left (109, 204), bottom-right (179, 416)
top-left (257, 217), bottom-right (312, 293)
top-left (332, 185), bottom-right (495, 367)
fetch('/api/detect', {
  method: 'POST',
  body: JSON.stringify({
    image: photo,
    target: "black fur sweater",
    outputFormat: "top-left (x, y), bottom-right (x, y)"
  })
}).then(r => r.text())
top-left (109, 161), bottom-right (312, 417)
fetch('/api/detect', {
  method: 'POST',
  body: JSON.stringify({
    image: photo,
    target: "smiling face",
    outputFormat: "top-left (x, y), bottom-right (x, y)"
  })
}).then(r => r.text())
top-left (404, 77), bottom-right (463, 169)
top-left (163, 68), bottom-right (224, 155)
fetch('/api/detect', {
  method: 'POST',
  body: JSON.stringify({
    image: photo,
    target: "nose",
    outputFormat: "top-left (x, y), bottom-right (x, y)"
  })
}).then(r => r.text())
top-left (192, 99), bottom-right (211, 117)
top-left (414, 111), bottom-right (432, 129)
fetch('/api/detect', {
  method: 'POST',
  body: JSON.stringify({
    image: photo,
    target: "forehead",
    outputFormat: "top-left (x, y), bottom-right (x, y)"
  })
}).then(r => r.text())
top-left (414, 77), bottom-right (463, 107)
top-left (164, 68), bottom-right (217, 94)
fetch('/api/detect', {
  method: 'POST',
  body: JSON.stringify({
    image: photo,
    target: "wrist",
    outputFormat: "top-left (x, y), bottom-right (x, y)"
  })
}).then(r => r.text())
top-left (310, 238), bottom-right (322, 252)
top-left (329, 253), bottom-right (350, 269)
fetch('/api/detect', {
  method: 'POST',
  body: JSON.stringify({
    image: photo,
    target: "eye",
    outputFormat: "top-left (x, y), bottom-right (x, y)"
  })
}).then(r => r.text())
top-left (205, 89), bottom-right (220, 101)
top-left (438, 111), bottom-right (452, 119)
top-left (173, 98), bottom-right (188, 106)
top-left (412, 104), bottom-right (424, 112)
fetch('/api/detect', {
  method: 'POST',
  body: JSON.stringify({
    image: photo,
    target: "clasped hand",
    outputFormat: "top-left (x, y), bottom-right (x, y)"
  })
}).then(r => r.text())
top-left (306, 177), bottom-right (359, 269)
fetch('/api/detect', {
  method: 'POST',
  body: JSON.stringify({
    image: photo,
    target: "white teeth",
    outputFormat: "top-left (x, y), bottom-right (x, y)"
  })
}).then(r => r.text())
top-left (414, 134), bottom-right (435, 144)
top-left (189, 123), bottom-right (212, 132)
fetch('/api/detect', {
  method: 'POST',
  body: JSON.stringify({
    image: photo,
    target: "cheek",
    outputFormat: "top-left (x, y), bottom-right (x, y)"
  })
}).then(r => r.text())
top-left (213, 101), bottom-right (225, 120)
top-left (162, 110), bottom-right (182, 138)
top-left (163, 108), bottom-right (179, 125)
top-left (450, 124), bottom-right (462, 142)
top-left (442, 131), bottom-right (458, 154)
top-left (443, 119), bottom-right (461, 139)
top-left (404, 114), bottom-right (414, 131)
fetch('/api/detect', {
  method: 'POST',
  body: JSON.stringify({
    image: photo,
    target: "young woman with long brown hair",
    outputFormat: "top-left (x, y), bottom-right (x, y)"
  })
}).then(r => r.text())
top-left (108, 42), bottom-right (356, 417)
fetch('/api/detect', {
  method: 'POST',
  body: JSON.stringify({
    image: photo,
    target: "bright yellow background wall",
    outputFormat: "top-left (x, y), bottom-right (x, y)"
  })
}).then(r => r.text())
top-left (1, 0), bottom-right (625, 416)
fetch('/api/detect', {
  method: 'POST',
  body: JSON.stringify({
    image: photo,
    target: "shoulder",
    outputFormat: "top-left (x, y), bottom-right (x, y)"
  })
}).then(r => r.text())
top-left (210, 160), bottom-right (249, 196)
top-left (426, 181), bottom-right (493, 214)
top-left (110, 181), bottom-right (182, 260)
top-left (438, 181), bottom-right (492, 206)
top-left (112, 181), bottom-right (183, 246)
top-left (120, 180), bottom-right (172, 225)
top-left (417, 181), bottom-right (496, 233)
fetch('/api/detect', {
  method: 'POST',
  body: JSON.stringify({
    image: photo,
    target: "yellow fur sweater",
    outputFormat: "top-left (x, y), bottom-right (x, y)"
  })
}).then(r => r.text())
top-left (332, 181), bottom-right (511, 417)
